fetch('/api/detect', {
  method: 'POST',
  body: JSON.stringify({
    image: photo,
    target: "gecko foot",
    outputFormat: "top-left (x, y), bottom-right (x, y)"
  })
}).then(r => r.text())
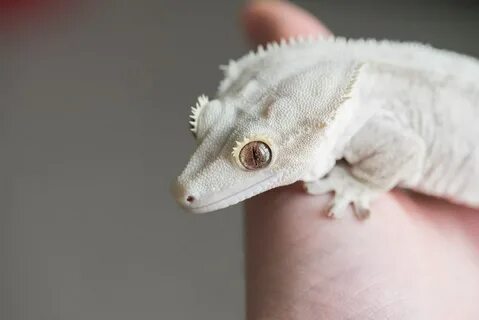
top-left (303, 165), bottom-right (378, 219)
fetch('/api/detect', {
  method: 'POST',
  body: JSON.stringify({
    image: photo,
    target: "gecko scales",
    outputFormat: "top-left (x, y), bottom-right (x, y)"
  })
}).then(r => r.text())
top-left (172, 36), bottom-right (479, 218)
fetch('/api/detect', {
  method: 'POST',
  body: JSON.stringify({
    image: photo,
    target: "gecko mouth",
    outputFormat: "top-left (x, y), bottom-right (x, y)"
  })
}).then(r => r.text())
top-left (186, 174), bottom-right (280, 214)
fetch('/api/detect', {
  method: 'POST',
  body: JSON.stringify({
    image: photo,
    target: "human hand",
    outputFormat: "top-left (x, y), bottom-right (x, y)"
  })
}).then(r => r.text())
top-left (242, 2), bottom-right (479, 319)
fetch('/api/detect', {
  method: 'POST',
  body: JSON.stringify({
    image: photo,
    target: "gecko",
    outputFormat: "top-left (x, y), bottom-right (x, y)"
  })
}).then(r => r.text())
top-left (171, 36), bottom-right (479, 218)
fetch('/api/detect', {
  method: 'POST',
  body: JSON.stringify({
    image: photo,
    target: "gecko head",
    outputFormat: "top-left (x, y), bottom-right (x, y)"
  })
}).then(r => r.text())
top-left (172, 89), bottom-right (341, 214)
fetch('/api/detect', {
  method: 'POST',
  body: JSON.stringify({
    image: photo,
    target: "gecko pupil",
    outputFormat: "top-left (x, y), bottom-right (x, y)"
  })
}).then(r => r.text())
top-left (239, 141), bottom-right (271, 170)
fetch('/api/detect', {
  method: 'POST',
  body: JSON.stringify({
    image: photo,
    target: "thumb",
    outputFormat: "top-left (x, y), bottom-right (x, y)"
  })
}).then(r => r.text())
top-left (241, 0), bottom-right (331, 45)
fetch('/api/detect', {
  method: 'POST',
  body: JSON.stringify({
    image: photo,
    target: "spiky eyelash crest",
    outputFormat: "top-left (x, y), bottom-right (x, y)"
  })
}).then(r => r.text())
top-left (189, 94), bottom-right (209, 136)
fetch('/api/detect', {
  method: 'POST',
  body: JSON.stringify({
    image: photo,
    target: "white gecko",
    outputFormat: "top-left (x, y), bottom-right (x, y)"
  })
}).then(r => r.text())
top-left (172, 36), bottom-right (479, 218)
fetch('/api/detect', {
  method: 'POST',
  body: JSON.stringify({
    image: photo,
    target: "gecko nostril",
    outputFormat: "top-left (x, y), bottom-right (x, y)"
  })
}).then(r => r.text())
top-left (186, 195), bottom-right (195, 203)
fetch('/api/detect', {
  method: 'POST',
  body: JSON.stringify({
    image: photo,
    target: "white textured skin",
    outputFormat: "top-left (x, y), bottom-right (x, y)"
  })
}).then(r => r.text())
top-left (172, 36), bottom-right (479, 216)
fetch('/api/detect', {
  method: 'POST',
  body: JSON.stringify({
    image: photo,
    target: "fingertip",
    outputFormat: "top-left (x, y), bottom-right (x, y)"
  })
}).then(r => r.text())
top-left (241, 0), bottom-right (331, 45)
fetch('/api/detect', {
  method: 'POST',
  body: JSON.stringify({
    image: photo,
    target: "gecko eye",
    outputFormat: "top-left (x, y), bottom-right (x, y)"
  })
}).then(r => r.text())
top-left (238, 141), bottom-right (272, 170)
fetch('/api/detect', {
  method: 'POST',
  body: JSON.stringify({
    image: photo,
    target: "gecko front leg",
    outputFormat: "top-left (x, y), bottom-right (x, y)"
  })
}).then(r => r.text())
top-left (304, 163), bottom-right (380, 219)
top-left (304, 116), bottom-right (427, 219)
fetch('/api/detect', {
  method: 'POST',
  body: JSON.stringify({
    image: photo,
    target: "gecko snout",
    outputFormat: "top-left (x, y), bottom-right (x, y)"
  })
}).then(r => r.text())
top-left (171, 179), bottom-right (196, 208)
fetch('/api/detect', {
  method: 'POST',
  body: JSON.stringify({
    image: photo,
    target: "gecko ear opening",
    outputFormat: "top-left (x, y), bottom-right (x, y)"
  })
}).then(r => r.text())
top-left (189, 96), bottom-right (222, 141)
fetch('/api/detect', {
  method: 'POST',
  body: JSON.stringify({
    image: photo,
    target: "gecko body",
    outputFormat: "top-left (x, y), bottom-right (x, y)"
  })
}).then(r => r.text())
top-left (172, 36), bottom-right (479, 217)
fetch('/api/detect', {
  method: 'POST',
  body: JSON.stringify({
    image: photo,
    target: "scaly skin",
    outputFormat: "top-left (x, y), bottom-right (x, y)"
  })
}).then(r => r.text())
top-left (173, 25), bottom-right (479, 215)
top-left (360, 61), bottom-right (479, 207)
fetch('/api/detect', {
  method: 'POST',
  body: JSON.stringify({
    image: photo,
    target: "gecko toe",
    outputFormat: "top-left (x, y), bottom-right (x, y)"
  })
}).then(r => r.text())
top-left (326, 197), bottom-right (350, 218)
top-left (353, 203), bottom-right (370, 219)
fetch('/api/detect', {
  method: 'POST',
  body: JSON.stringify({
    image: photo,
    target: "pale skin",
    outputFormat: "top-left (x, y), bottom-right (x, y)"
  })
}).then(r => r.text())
top-left (242, 1), bottom-right (479, 319)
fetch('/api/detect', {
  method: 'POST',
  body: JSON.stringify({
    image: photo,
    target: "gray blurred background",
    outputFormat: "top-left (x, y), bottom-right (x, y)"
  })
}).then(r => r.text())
top-left (1, 0), bottom-right (478, 319)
